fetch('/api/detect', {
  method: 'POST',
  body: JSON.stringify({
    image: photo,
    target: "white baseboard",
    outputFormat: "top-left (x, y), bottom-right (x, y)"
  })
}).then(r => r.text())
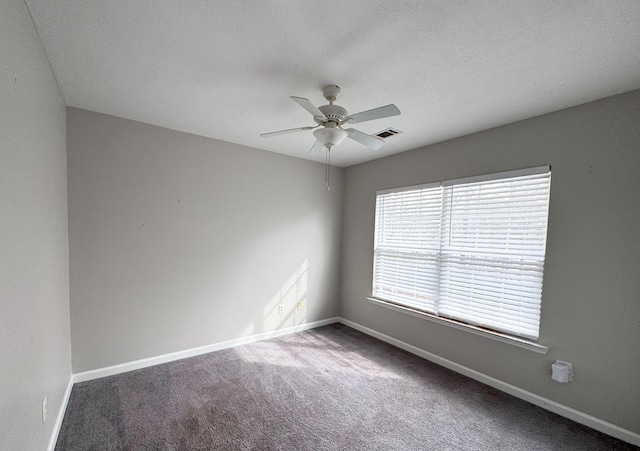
top-left (60, 316), bottom-right (638, 447)
top-left (338, 317), bottom-right (640, 447)
top-left (47, 375), bottom-right (73, 451)
top-left (73, 317), bottom-right (340, 383)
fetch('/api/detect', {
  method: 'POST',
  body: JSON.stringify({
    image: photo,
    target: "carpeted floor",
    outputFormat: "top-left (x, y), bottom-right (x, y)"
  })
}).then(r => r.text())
top-left (56, 324), bottom-right (637, 450)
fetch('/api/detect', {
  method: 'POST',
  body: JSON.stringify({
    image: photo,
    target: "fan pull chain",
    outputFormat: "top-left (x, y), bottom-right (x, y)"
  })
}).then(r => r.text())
top-left (325, 146), bottom-right (331, 191)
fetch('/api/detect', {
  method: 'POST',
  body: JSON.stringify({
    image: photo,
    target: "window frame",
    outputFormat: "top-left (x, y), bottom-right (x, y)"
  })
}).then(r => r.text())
top-left (370, 166), bottom-right (551, 352)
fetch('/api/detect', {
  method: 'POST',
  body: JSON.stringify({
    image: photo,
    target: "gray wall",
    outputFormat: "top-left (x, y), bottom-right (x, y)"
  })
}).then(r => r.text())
top-left (3, 4), bottom-right (637, 440)
top-left (0, 0), bottom-right (71, 449)
top-left (67, 108), bottom-right (343, 372)
top-left (340, 90), bottom-right (640, 433)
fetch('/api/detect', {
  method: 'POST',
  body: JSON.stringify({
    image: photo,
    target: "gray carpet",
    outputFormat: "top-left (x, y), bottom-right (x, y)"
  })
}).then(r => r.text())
top-left (56, 324), bottom-right (637, 450)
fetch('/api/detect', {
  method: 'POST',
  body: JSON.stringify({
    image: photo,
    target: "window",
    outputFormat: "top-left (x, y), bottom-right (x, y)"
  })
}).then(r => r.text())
top-left (372, 166), bottom-right (551, 341)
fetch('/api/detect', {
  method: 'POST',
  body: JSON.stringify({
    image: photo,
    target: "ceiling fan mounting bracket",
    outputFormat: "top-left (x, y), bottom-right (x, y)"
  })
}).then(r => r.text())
top-left (322, 85), bottom-right (341, 103)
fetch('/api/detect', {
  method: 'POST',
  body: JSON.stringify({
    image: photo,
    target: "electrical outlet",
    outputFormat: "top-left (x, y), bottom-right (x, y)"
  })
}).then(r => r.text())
top-left (278, 304), bottom-right (284, 314)
top-left (297, 301), bottom-right (303, 311)
top-left (42, 396), bottom-right (47, 424)
top-left (552, 360), bottom-right (574, 383)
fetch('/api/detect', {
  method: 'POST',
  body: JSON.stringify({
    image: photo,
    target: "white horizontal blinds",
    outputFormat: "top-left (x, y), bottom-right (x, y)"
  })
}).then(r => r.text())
top-left (437, 257), bottom-right (545, 339)
top-left (372, 166), bottom-right (551, 341)
top-left (438, 172), bottom-right (551, 339)
top-left (373, 185), bottom-right (442, 312)
top-left (441, 173), bottom-right (551, 257)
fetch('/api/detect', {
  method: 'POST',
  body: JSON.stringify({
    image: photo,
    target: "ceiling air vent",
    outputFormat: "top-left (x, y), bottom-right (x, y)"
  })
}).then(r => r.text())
top-left (374, 128), bottom-right (403, 139)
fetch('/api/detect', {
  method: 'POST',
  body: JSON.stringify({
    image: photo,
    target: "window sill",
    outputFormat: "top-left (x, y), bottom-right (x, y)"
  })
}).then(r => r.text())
top-left (367, 297), bottom-right (549, 354)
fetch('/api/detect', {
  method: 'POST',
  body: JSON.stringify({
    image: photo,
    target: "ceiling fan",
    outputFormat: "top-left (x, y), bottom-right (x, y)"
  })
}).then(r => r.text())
top-left (261, 85), bottom-right (401, 154)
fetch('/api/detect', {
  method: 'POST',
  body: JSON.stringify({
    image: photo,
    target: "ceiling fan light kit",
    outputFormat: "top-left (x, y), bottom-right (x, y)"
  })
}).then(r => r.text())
top-left (261, 84), bottom-right (401, 190)
top-left (313, 126), bottom-right (348, 149)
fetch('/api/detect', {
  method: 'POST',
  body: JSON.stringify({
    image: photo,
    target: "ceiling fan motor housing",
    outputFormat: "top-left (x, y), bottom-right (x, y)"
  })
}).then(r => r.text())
top-left (317, 104), bottom-right (348, 123)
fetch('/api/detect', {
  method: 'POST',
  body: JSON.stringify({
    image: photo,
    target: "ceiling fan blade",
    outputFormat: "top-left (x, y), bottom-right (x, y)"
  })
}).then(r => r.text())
top-left (309, 140), bottom-right (325, 153)
top-left (261, 126), bottom-right (316, 138)
top-left (343, 104), bottom-right (400, 124)
top-left (291, 96), bottom-right (327, 121)
top-left (346, 128), bottom-right (385, 150)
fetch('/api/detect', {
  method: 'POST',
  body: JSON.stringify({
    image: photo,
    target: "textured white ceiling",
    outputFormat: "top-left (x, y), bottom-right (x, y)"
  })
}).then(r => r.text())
top-left (25, 0), bottom-right (640, 167)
